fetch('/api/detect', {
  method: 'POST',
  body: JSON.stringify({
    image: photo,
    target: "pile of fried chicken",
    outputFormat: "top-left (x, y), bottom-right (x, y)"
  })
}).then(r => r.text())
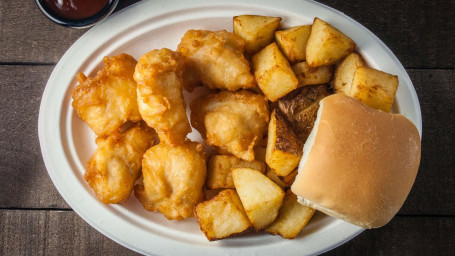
top-left (71, 29), bottom-right (270, 220)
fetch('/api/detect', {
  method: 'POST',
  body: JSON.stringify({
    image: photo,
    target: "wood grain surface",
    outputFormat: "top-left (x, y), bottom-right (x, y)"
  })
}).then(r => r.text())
top-left (0, 0), bottom-right (453, 255)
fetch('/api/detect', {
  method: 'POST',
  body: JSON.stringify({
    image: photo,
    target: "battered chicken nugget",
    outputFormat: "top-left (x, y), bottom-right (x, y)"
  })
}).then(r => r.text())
top-left (134, 48), bottom-right (191, 145)
top-left (135, 141), bottom-right (207, 220)
top-left (191, 90), bottom-right (269, 161)
top-left (177, 30), bottom-right (256, 91)
top-left (85, 122), bottom-right (157, 204)
top-left (72, 53), bottom-right (141, 137)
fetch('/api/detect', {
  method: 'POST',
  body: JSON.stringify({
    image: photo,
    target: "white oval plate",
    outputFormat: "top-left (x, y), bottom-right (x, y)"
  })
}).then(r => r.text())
top-left (38, 0), bottom-right (422, 255)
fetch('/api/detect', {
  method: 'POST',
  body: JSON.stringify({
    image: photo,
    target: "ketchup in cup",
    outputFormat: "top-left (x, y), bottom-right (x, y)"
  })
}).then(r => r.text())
top-left (36, 0), bottom-right (119, 28)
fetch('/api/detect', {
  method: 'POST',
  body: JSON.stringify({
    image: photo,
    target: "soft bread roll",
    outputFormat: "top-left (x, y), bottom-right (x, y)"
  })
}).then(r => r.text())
top-left (291, 94), bottom-right (421, 228)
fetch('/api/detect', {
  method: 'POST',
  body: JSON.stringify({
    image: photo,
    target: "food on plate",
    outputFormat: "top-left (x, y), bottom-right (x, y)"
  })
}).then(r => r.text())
top-left (306, 18), bottom-right (356, 67)
top-left (292, 61), bottom-right (333, 87)
top-left (291, 94), bottom-right (421, 228)
top-left (71, 53), bottom-right (142, 137)
top-left (266, 109), bottom-right (302, 177)
top-left (71, 12), bottom-right (417, 241)
top-left (350, 66), bottom-right (399, 112)
top-left (277, 84), bottom-right (332, 142)
top-left (177, 30), bottom-right (255, 91)
top-left (275, 25), bottom-right (312, 63)
top-left (134, 48), bottom-right (191, 145)
top-left (233, 15), bottom-right (282, 56)
top-left (190, 90), bottom-right (269, 161)
top-left (333, 52), bottom-right (366, 95)
top-left (232, 167), bottom-right (285, 230)
top-left (206, 155), bottom-right (266, 190)
top-left (266, 168), bottom-right (298, 189)
top-left (134, 140), bottom-right (207, 220)
top-left (265, 190), bottom-right (315, 239)
top-left (85, 122), bottom-right (157, 204)
top-left (194, 189), bottom-right (251, 241)
top-left (252, 42), bottom-right (298, 102)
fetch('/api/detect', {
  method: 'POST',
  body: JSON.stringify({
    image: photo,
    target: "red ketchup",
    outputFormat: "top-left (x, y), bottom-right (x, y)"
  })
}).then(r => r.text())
top-left (44, 0), bottom-right (109, 20)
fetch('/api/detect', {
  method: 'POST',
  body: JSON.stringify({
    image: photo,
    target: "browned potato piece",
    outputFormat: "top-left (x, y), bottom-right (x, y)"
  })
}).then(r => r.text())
top-left (252, 43), bottom-right (298, 102)
top-left (232, 167), bottom-right (285, 230)
top-left (266, 168), bottom-right (298, 189)
top-left (277, 84), bottom-right (332, 142)
top-left (233, 15), bottom-right (282, 56)
top-left (266, 168), bottom-right (287, 188)
top-left (206, 155), bottom-right (266, 189)
top-left (333, 52), bottom-right (366, 95)
top-left (275, 25), bottom-right (312, 63)
top-left (350, 66), bottom-right (399, 112)
top-left (266, 109), bottom-right (302, 177)
top-left (306, 18), bottom-right (356, 67)
top-left (265, 190), bottom-right (315, 239)
top-left (194, 189), bottom-right (251, 241)
top-left (292, 61), bottom-right (333, 87)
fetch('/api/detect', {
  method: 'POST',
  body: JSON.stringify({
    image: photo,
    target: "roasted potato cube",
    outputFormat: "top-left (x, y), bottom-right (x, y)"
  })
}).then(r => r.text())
top-left (252, 43), bottom-right (298, 102)
top-left (265, 190), bottom-right (315, 239)
top-left (333, 52), bottom-right (366, 95)
top-left (266, 168), bottom-right (287, 188)
top-left (265, 168), bottom-right (298, 189)
top-left (232, 167), bottom-right (285, 230)
top-left (350, 66), bottom-right (399, 112)
top-left (206, 155), bottom-right (266, 189)
top-left (275, 25), bottom-right (312, 63)
top-left (266, 109), bottom-right (302, 176)
top-left (306, 18), bottom-right (356, 67)
top-left (194, 189), bottom-right (251, 241)
top-left (277, 84), bottom-right (332, 142)
top-left (292, 61), bottom-right (333, 87)
top-left (233, 15), bottom-right (282, 56)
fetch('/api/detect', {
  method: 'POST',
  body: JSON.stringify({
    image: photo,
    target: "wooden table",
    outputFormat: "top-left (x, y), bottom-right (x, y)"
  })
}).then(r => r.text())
top-left (1, 1), bottom-right (453, 255)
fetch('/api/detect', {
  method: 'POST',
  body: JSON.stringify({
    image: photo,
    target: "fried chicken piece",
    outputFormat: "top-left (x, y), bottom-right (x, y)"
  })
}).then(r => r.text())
top-left (177, 30), bottom-right (256, 91)
top-left (85, 122), bottom-right (157, 204)
top-left (190, 90), bottom-right (269, 161)
top-left (134, 48), bottom-right (191, 145)
top-left (135, 140), bottom-right (207, 220)
top-left (72, 53), bottom-right (141, 137)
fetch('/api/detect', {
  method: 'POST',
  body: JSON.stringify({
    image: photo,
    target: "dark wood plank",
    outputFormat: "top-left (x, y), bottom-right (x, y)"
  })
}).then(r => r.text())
top-left (0, 1), bottom-right (453, 68)
top-left (0, 66), bottom-right (454, 214)
top-left (325, 216), bottom-right (455, 255)
top-left (0, 210), bottom-right (453, 255)
top-left (0, 65), bottom-right (69, 209)
top-left (0, 2), bottom-right (87, 64)
top-left (0, 210), bottom-right (139, 256)
top-left (398, 69), bottom-right (455, 215)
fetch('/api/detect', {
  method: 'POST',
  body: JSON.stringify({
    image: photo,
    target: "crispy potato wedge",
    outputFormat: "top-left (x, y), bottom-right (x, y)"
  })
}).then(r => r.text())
top-left (306, 18), bottom-right (356, 67)
top-left (265, 190), bottom-right (315, 239)
top-left (292, 61), bottom-right (333, 87)
top-left (265, 168), bottom-right (298, 189)
top-left (232, 167), bottom-right (285, 230)
top-left (333, 52), bottom-right (366, 95)
top-left (350, 66), bottom-right (399, 112)
top-left (252, 43), bottom-right (298, 102)
top-left (233, 15), bottom-right (282, 56)
top-left (206, 155), bottom-right (266, 189)
top-left (275, 25), bottom-right (312, 63)
top-left (266, 109), bottom-right (302, 176)
top-left (194, 189), bottom-right (252, 241)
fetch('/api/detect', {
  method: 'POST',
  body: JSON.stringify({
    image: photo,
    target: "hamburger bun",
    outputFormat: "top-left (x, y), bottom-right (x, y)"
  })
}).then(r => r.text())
top-left (291, 94), bottom-right (421, 228)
